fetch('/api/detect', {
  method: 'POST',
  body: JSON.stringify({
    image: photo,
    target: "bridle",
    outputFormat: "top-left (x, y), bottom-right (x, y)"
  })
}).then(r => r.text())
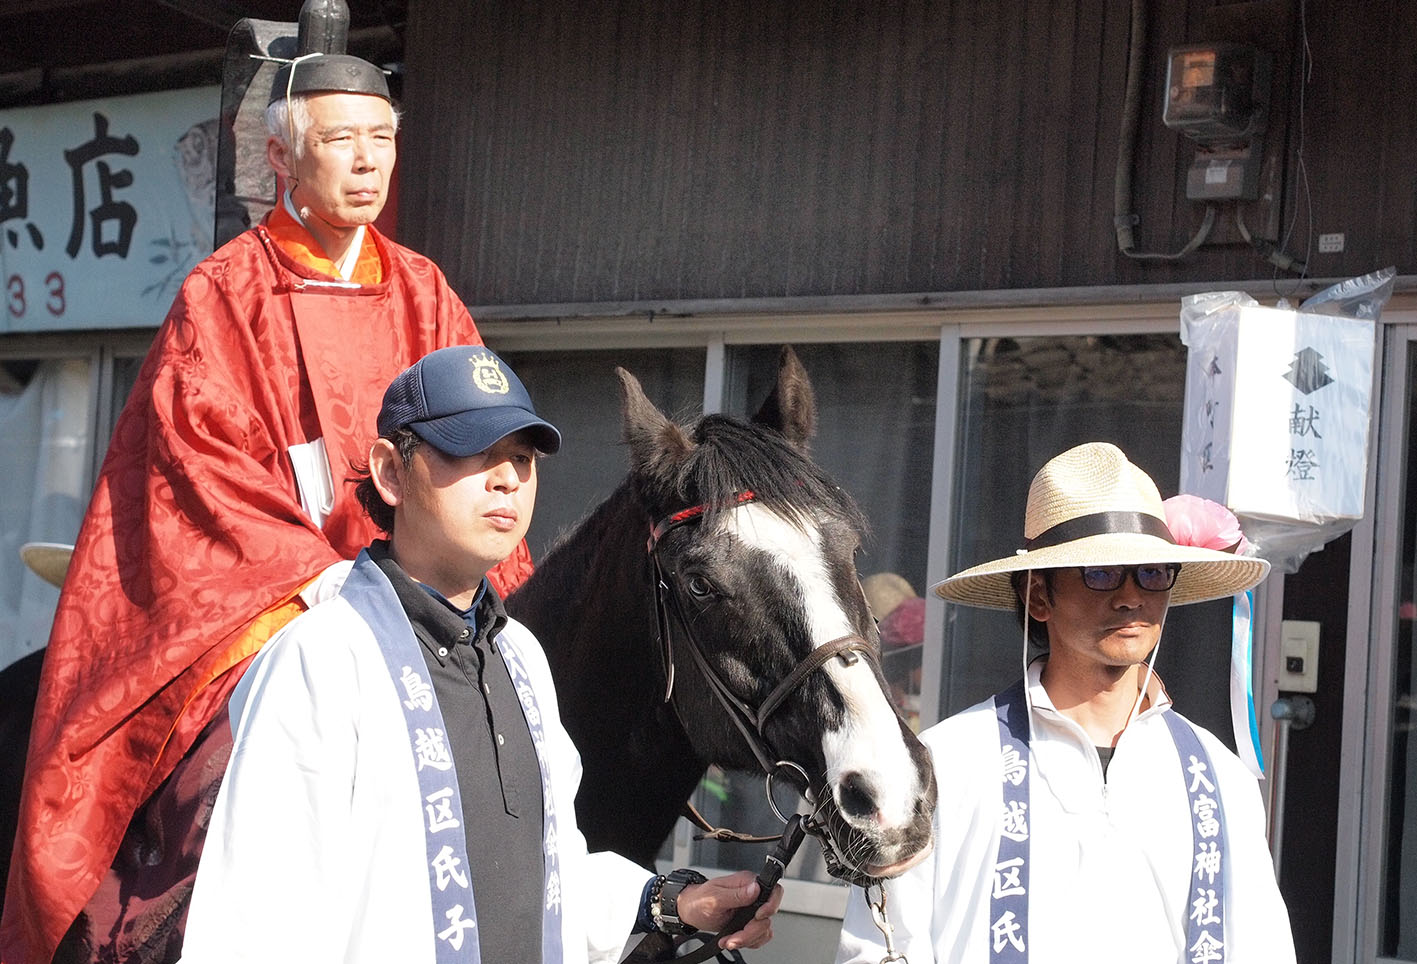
top-left (646, 491), bottom-right (888, 886)
top-left (629, 490), bottom-right (903, 963)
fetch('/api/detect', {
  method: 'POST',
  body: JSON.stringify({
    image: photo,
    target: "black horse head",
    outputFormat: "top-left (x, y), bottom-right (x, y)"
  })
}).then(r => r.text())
top-left (621, 346), bottom-right (935, 879)
top-left (509, 346), bottom-right (935, 880)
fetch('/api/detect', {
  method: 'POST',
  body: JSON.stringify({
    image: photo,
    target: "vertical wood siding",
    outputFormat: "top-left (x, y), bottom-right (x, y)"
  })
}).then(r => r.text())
top-left (399, 0), bottom-right (1415, 304)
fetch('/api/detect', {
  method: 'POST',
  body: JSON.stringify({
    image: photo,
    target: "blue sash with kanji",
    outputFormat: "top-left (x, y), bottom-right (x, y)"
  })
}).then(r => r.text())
top-left (1163, 711), bottom-right (1228, 964)
top-left (496, 634), bottom-right (566, 962)
top-left (341, 551), bottom-right (565, 963)
top-left (990, 680), bottom-right (1229, 964)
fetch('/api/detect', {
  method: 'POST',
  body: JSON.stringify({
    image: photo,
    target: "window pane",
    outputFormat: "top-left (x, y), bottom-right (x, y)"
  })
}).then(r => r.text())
top-left (941, 334), bottom-right (1233, 740)
top-left (1379, 343), bottom-right (1417, 956)
top-left (696, 341), bottom-right (939, 882)
top-left (109, 354), bottom-right (146, 444)
top-left (0, 357), bottom-right (95, 670)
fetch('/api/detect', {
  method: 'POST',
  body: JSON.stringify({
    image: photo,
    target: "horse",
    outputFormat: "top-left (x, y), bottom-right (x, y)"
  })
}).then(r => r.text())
top-left (507, 345), bottom-right (937, 882)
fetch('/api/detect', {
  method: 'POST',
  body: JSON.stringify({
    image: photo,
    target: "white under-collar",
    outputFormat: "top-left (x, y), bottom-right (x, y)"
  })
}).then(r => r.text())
top-left (283, 189), bottom-right (365, 281)
top-left (1028, 656), bottom-right (1173, 722)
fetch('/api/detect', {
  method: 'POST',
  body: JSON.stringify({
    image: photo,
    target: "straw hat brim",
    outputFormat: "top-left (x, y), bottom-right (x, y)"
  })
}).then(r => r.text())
top-left (21, 541), bottom-right (74, 589)
top-left (931, 531), bottom-right (1270, 610)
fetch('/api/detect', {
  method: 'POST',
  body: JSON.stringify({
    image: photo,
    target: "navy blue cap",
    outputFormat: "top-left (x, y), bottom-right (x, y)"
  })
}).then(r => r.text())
top-left (377, 346), bottom-right (561, 456)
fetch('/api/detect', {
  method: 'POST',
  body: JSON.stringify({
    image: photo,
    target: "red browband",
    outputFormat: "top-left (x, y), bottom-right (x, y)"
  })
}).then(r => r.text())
top-left (648, 490), bottom-right (757, 551)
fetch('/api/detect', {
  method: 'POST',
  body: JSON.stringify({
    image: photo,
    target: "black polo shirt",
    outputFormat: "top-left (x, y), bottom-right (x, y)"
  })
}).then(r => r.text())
top-left (369, 543), bottom-right (544, 963)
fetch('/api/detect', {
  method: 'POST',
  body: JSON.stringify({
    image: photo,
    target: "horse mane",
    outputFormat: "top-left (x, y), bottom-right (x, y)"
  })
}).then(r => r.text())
top-left (515, 409), bottom-right (870, 619)
top-left (510, 480), bottom-right (646, 617)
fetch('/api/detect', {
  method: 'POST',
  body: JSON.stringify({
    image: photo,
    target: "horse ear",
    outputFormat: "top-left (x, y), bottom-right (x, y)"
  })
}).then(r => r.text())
top-left (751, 345), bottom-right (816, 451)
top-left (616, 366), bottom-right (694, 489)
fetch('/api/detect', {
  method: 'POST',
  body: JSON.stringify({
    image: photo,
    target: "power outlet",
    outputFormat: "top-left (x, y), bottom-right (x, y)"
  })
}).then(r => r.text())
top-left (1318, 232), bottom-right (1345, 253)
top-left (1278, 620), bottom-right (1320, 693)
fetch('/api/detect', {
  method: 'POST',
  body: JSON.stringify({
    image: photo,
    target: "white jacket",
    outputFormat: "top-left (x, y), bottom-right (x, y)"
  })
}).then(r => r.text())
top-left (837, 662), bottom-right (1296, 964)
top-left (181, 563), bottom-right (652, 964)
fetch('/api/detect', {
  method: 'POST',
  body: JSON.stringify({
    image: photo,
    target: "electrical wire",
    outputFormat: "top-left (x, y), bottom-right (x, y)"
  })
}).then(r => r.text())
top-left (1237, 205), bottom-right (1306, 275)
top-left (1268, 0), bottom-right (1314, 294)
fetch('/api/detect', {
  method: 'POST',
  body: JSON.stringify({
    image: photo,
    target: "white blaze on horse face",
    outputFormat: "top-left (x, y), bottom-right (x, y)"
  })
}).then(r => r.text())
top-left (728, 504), bottom-right (925, 832)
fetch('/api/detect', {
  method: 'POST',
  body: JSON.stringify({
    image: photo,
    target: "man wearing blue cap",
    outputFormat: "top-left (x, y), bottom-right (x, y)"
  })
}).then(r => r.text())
top-left (181, 347), bottom-right (782, 963)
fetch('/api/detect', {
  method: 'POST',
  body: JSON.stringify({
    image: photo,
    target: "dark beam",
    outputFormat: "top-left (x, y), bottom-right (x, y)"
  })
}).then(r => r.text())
top-left (153, 0), bottom-right (257, 32)
top-left (1, 0), bottom-right (94, 14)
top-left (0, 24), bottom-right (398, 108)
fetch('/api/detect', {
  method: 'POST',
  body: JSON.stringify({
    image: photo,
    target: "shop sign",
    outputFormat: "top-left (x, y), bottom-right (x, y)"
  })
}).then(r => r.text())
top-left (0, 86), bottom-right (221, 333)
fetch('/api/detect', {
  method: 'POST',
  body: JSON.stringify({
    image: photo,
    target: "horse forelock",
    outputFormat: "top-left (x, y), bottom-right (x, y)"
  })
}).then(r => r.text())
top-left (682, 414), bottom-right (867, 538)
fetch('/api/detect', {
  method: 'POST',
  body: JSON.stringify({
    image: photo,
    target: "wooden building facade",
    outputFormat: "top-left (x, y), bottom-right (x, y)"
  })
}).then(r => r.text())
top-left (2, 2), bottom-right (1416, 963)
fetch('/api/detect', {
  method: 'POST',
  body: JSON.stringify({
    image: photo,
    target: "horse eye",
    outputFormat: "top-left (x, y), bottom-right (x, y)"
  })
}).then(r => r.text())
top-left (686, 575), bottom-right (716, 598)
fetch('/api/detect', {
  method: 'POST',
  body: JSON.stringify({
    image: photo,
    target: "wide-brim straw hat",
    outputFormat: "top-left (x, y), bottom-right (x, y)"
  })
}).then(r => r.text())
top-left (931, 442), bottom-right (1269, 610)
top-left (21, 541), bottom-right (74, 589)
top-left (862, 571), bottom-right (918, 621)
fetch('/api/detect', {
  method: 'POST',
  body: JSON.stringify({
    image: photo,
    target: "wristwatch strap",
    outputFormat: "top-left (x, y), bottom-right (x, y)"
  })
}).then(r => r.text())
top-left (651, 868), bottom-right (708, 936)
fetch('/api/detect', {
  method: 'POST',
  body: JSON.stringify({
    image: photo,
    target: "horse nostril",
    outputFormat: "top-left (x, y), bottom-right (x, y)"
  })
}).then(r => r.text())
top-left (836, 771), bottom-right (879, 821)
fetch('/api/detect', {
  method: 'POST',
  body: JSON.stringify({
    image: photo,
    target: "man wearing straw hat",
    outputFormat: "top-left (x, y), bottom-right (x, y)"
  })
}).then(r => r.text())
top-left (836, 442), bottom-right (1295, 963)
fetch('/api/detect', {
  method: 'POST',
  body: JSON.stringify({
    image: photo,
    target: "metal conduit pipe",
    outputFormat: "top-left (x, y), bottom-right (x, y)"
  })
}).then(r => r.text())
top-left (1112, 0), bottom-right (1216, 262)
top-left (1268, 695), bottom-right (1315, 876)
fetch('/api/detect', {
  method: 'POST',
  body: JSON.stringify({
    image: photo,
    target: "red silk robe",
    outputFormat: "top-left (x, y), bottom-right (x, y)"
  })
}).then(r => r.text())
top-left (1, 223), bottom-right (534, 964)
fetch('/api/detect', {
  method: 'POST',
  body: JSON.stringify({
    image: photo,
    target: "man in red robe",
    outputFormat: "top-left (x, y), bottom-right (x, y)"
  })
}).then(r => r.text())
top-left (2, 53), bottom-right (531, 964)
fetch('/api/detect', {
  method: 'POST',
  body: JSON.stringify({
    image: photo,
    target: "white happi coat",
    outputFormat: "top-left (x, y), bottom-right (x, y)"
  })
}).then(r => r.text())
top-left (181, 562), bottom-right (653, 964)
top-left (836, 661), bottom-right (1296, 964)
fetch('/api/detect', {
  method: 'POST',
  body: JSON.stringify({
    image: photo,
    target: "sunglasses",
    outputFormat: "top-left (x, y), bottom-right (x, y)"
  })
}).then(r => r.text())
top-left (1078, 564), bottom-right (1181, 593)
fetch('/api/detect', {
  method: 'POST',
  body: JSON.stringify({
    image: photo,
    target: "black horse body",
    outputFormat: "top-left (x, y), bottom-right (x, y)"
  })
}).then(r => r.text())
top-left (507, 480), bottom-right (698, 866)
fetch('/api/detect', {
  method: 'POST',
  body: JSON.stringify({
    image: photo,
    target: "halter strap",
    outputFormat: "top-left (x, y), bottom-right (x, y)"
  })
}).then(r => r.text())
top-left (647, 488), bottom-right (890, 889)
top-left (757, 634), bottom-right (871, 726)
top-left (649, 487), bottom-right (876, 776)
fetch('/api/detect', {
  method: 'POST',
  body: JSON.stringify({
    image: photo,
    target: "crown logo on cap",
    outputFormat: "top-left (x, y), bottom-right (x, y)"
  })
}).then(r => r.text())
top-left (470, 354), bottom-right (511, 396)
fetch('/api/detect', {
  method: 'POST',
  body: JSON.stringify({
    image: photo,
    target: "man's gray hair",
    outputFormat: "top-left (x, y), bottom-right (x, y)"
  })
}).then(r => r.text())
top-left (264, 94), bottom-right (402, 161)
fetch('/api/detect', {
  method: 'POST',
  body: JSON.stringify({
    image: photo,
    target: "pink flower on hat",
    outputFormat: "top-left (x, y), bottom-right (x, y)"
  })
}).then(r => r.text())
top-left (1163, 494), bottom-right (1250, 554)
top-left (880, 597), bottom-right (925, 649)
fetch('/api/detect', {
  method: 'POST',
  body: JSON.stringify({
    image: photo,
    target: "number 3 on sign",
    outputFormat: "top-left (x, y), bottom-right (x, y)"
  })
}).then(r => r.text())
top-left (6, 275), bottom-right (22, 318)
top-left (45, 272), bottom-right (65, 316)
top-left (5, 273), bottom-right (66, 318)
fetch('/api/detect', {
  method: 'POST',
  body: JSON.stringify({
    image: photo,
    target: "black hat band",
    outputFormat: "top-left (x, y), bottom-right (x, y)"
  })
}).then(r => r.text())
top-left (1024, 511), bottom-right (1176, 551)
